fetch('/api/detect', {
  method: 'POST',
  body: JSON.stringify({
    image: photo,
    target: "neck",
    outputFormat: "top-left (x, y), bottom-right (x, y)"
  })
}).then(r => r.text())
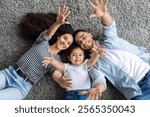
top-left (49, 44), bottom-right (60, 55)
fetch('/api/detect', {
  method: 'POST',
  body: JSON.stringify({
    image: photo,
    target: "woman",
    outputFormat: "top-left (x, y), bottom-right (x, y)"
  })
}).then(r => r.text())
top-left (0, 6), bottom-right (74, 100)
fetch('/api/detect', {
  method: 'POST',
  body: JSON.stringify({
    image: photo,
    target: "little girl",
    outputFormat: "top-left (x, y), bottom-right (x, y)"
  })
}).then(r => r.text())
top-left (42, 44), bottom-right (103, 100)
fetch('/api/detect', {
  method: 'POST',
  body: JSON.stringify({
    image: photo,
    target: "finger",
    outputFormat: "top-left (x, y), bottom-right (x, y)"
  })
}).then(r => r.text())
top-left (58, 7), bottom-right (60, 15)
top-left (87, 0), bottom-right (96, 8)
top-left (95, 0), bottom-right (100, 6)
top-left (62, 5), bottom-right (66, 13)
top-left (65, 10), bottom-right (71, 17)
top-left (64, 21), bottom-right (70, 24)
top-left (100, 0), bottom-right (103, 4)
top-left (79, 91), bottom-right (88, 95)
top-left (89, 14), bottom-right (97, 18)
top-left (64, 6), bottom-right (69, 15)
top-left (104, 0), bottom-right (108, 5)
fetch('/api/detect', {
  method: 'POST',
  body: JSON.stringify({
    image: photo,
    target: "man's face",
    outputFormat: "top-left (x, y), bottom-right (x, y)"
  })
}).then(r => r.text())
top-left (75, 31), bottom-right (94, 50)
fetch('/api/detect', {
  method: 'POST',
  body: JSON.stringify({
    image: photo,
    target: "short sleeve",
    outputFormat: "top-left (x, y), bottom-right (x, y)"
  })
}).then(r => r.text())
top-left (33, 30), bottom-right (48, 45)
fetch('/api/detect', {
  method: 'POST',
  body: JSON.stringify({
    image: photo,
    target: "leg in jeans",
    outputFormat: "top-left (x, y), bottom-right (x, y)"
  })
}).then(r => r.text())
top-left (0, 70), bottom-right (23, 100)
top-left (0, 88), bottom-right (22, 100)
top-left (132, 71), bottom-right (150, 100)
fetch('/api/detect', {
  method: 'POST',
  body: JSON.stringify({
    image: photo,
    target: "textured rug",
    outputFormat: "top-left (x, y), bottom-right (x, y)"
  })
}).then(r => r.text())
top-left (0, 0), bottom-right (150, 100)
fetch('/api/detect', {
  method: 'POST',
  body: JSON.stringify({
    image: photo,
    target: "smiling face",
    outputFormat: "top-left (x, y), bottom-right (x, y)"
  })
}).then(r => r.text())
top-left (68, 47), bottom-right (85, 66)
top-left (56, 33), bottom-right (73, 50)
top-left (75, 31), bottom-right (94, 50)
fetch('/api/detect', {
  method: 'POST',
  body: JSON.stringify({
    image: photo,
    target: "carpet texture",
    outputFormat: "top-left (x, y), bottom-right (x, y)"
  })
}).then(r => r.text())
top-left (0, 0), bottom-right (150, 100)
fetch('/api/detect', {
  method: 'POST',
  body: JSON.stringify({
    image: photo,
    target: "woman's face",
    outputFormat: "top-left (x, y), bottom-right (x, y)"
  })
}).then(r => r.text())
top-left (69, 47), bottom-right (84, 66)
top-left (56, 33), bottom-right (73, 50)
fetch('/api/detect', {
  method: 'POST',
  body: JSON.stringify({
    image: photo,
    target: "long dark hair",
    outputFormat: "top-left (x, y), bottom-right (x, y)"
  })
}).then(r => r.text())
top-left (18, 12), bottom-right (75, 62)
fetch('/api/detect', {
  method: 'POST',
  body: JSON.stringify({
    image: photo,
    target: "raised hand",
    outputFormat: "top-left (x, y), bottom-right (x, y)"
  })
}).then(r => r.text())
top-left (87, 0), bottom-right (108, 18)
top-left (56, 6), bottom-right (71, 25)
top-left (92, 45), bottom-right (105, 56)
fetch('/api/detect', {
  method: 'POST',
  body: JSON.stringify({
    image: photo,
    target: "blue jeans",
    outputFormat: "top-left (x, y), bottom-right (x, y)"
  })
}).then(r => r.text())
top-left (64, 90), bottom-right (88, 100)
top-left (0, 66), bottom-right (32, 100)
top-left (132, 70), bottom-right (150, 100)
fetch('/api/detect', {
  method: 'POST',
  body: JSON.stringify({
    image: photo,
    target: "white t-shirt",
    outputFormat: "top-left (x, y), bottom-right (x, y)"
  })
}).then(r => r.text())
top-left (105, 49), bottom-right (150, 82)
top-left (64, 60), bottom-right (91, 90)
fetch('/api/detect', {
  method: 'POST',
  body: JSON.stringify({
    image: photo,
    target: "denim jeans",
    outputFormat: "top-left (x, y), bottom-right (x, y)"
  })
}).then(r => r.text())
top-left (0, 66), bottom-right (32, 100)
top-left (132, 70), bottom-right (150, 100)
top-left (64, 89), bottom-right (88, 100)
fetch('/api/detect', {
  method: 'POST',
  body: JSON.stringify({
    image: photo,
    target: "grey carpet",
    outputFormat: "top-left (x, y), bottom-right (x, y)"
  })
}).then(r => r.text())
top-left (0, 0), bottom-right (150, 100)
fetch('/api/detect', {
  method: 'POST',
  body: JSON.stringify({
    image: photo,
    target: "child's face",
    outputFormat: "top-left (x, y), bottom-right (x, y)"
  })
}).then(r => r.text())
top-left (69, 47), bottom-right (84, 66)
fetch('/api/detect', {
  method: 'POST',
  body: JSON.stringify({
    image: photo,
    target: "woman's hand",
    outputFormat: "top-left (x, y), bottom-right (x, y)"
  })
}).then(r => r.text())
top-left (87, 0), bottom-right (108, 18)
top-left (56, 6), bottom-right (71, 25)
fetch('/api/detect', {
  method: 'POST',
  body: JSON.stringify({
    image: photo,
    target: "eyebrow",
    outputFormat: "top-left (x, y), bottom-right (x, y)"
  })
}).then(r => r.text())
top-left (80, 34), bottom-right (84, 39)
top-left (77, 34), bottom-right (84, 43)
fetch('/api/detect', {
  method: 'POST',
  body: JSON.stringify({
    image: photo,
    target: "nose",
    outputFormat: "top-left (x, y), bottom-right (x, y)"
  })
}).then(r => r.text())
top-left (79, 39), bottom-right (86, 46)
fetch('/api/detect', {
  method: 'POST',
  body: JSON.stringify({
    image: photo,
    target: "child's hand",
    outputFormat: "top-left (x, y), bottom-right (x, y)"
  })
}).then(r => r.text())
top-left (56, 6), bottom-right (71, 25)
top-left (92, 46), bottom-right (105, 56)
top-left (42, 57), bottom-right (53, 68)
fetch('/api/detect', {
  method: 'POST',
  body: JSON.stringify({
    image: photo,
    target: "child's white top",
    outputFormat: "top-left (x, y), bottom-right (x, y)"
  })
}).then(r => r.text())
top-left (64, 60), bottom-right (91, 90)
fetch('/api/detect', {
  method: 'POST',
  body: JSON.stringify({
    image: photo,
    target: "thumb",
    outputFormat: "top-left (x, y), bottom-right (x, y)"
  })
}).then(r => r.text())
top-left (89, 14), bottom-right (96, 18)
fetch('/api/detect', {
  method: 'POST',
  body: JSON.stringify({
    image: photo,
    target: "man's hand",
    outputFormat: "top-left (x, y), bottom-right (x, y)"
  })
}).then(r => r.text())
top-left (56, 6), bottom-right (71, 25)
top-left (79, 88), bottom-right (102, 100)
top-left (87, 0), bottom-right (108, 18)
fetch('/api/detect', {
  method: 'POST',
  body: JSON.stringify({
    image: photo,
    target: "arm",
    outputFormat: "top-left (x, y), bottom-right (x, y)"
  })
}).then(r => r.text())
top-left (87, 52), bottom-right (100, 68)
top-left (42, 57), bottom-right (65, 71)
top-left (87, 0), bottom-right (112, 26)
top-left (44, 6), bottom-right (71, 40)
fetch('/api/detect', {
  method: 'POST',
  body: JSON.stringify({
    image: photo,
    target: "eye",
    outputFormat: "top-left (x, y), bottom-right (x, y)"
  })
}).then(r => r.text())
top-left (67, 41), bottom-right (71, 46)
top-left (64, 36), bottom-right (67, 41)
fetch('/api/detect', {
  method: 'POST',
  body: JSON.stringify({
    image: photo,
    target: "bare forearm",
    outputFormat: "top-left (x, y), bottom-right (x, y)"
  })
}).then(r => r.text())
top-left (100, 12), bottom-right (112, 26)
top-left (51, 59), bottom-right (65, 71)
top-left (87, 53), bottom-right (99, 68)
top-left (52, 70), bottom-right (62, 84)
top-left (44, 22), bottom-right (61, 40)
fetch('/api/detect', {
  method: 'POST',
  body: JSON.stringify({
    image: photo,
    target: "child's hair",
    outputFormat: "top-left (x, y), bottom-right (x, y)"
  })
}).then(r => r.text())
top-left (18, 12), bottom-right (74, 45)
top-left (61, 43), bottom-right (91, 63)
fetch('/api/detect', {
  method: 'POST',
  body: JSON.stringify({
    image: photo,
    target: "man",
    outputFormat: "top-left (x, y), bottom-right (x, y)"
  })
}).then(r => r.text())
top-left (73, 0), bottom-right (150, 99)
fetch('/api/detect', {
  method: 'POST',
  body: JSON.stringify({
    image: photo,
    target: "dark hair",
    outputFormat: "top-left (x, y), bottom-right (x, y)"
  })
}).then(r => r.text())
top-left (73, 29), bottom-right (87, 39)
top-left (61, 43), bottom-right (91, 63)
top-left (18, 12), bottom-right (75, 61)
top-left (73, 29), bottom-right (97, 42)
top-left (18, 12), bottom-right (74, 45)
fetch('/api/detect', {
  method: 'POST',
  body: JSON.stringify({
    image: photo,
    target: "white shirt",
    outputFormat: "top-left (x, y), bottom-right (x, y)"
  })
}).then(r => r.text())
top-left (105, 49), bottom-right (150, 82)
top-left (64, 60), bottom-right (91, 90)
